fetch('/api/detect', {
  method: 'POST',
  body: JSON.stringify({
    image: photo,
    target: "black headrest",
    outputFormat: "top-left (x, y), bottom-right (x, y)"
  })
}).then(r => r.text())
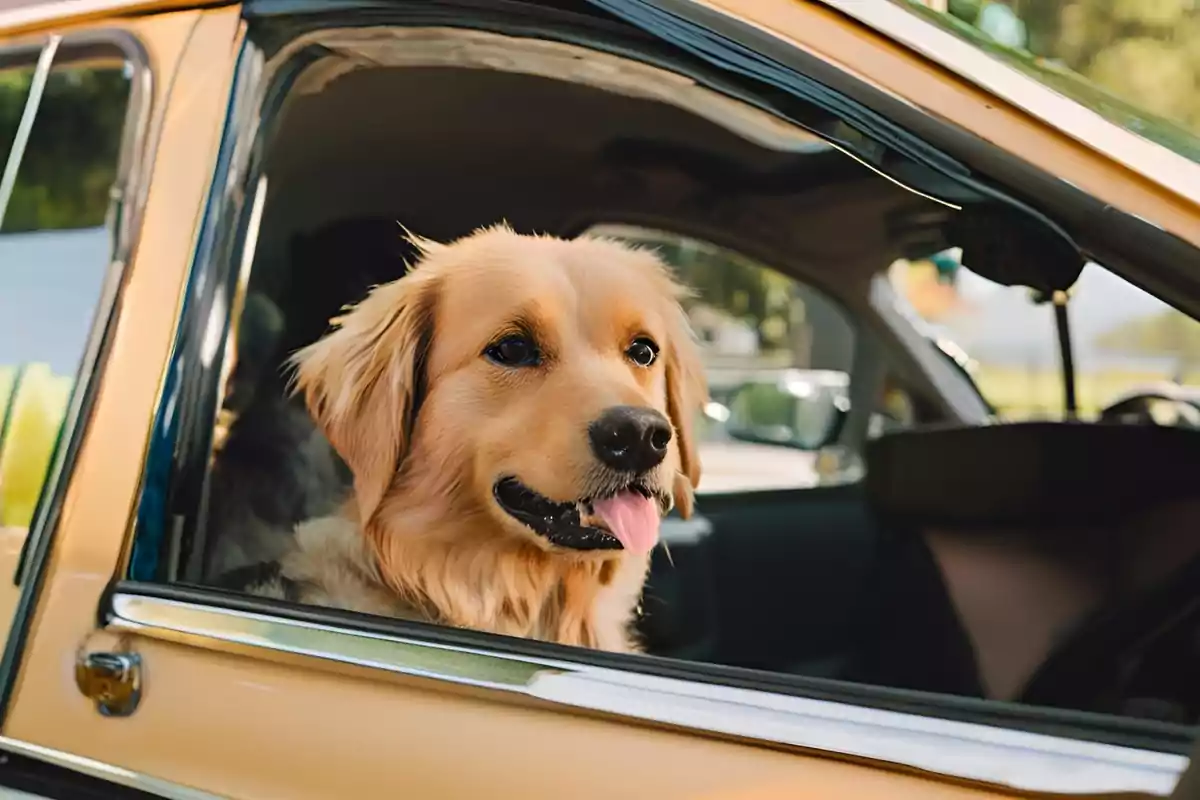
top-left (226, 292), bottom-right (286, 413)
top-left (283, 217), bottom-right (420, 355)
top-left (864, 422), bottom-right (1200, 528)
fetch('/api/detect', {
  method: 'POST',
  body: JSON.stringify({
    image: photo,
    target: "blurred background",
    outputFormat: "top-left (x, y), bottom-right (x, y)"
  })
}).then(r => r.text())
top-left (900, 0), bottom-right (1200, 419)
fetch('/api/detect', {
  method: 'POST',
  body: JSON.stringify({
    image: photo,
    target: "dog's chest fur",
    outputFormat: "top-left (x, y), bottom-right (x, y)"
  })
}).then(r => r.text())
top-left (221, 515), bottom-right (649, 652)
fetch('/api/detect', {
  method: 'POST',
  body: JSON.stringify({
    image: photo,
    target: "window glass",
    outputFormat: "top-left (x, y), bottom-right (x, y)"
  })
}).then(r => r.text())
top-left (890, 252), bottom-right (1199, 419)
top-left (586, 225), bottom-right (865, 493)
top-left (0, 58), bottom-right (132, 533)
top-left (894, 0), bottom-right (1200, 164)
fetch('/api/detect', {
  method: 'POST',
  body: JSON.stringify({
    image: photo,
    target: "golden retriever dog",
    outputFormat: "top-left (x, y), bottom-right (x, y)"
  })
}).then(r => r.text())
top-left (232, 224), bottom-right (706, 652)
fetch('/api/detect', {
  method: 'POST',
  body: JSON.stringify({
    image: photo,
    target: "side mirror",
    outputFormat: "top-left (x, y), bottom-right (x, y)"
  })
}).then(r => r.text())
top-left (723, 372), bottom-right (848, 451)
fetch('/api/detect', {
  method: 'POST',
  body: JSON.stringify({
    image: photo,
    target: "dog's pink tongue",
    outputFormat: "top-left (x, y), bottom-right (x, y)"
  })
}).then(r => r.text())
top-left (593, 491), bottom-right (660, 554)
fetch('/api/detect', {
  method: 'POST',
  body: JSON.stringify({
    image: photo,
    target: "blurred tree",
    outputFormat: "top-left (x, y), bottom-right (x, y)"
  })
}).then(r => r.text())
top-left (1096, 310), bottom-right (1200, 372)
top-left (921, 0), bottom-right (1200, 157)
top-left (1051, 0), bottom-right (1200, 133)
top-left (652, 236), bottom-right (797, 353)
top-left (1019, 0), bottom-right (1200, 137)
top-left (0, 64), bottom-right (129, 233)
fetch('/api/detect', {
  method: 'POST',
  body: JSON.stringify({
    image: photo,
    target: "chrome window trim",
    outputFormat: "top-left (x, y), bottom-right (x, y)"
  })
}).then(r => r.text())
top-left (813, 0), bottom-right (1200, 202)
top-left (108, 592), bottom-right (1188, 797)
top-left (0, 35), bottom-right (59, 228)
top-left (0, 735), bottom-right (223, 800)
top-left (0, 28), bottom-right (156, 720)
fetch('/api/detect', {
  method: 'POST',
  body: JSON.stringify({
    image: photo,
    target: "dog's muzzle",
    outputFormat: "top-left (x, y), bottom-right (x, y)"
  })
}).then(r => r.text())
top-left (493, 476), bottom-right (667, 554)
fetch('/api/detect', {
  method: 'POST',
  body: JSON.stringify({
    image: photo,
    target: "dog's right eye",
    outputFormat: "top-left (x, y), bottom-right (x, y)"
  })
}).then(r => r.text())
top-left (484, 334), bottom-right (541, 367)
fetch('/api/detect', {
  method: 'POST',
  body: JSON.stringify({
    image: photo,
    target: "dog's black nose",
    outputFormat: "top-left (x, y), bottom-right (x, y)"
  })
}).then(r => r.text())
top-left (588, 405), bottom-right (672, 473)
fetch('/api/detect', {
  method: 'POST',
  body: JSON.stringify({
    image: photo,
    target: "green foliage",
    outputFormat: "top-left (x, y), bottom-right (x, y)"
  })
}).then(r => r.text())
top-left (637, 235), bottom-right (798, 353)
top-left (0, 64), bottom-right (130, 233)
top-left (1095, 310), bottom-right (1200, 364)
top-left (1053, 0), bottom-right (1200, 134)
top-left (947, 0), bottom-right (982, 24)
top-left (731, 382), bottom-right (796, 428)
top-left (898, 0), bottom-right (1200, 162)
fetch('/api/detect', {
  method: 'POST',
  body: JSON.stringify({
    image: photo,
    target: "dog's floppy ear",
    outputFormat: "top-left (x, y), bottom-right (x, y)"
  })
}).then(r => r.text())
top-left (291, 270), bottom-right (438, 524)
top-left (664, 305), bottom-right (707, 519)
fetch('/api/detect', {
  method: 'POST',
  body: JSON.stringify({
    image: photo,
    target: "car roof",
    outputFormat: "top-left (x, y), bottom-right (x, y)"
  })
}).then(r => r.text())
top-left (4, 0), bottom-right (1196, 216)
top-left (0, 0), bottom-right (220, 36)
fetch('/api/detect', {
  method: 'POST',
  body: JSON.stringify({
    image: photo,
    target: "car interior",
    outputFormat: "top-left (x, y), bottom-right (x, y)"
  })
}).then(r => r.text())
top-left (158, 25), bottom-right (1200, 735)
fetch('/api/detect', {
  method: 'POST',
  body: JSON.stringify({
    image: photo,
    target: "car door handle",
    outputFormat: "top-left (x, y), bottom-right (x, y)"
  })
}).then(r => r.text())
top-left (75, 650), bottom-right (143, 717)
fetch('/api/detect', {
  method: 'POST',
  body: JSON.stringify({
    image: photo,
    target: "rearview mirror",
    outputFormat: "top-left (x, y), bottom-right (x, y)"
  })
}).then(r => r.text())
top-left (724, 370), bottom-right (848, 451)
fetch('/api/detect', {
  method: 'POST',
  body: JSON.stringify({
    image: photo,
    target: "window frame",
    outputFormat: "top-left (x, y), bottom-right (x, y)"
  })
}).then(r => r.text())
top-left (123, 5), bottom-right (1195, 795)
top-left (0, 28), bottom-right (153, 716)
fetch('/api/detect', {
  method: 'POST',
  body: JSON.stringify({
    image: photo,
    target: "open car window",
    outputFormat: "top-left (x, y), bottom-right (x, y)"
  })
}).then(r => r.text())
top-left (889, 250), bottom-right (1200, 421)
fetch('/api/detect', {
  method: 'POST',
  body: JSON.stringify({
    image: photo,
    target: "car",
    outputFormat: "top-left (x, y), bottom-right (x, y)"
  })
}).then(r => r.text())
top-left (0, 0), bottom-right (1199, 797)
top-left (697, 325), bottom-right (987, 490)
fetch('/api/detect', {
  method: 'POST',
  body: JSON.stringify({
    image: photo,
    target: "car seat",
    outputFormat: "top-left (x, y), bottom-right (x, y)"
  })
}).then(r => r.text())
top-left (201, 217), bottom-right (419, 580)
top-left (857, 421), bottom-right (1200, 716)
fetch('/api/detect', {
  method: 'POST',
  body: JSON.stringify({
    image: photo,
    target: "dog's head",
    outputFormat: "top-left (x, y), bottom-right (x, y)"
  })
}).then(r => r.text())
top-left (292, 224), bottom-right (706, 562)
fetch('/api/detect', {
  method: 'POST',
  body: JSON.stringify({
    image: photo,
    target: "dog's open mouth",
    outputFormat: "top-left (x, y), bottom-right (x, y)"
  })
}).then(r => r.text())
top-left (493, 477), bottom-right (665, 554)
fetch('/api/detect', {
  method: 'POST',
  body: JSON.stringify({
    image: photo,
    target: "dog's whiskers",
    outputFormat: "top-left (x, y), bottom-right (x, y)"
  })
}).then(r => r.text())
top-left (578, 464), bottom-right (666, 504)
top-left (579, 464), bottom-right (623, 501)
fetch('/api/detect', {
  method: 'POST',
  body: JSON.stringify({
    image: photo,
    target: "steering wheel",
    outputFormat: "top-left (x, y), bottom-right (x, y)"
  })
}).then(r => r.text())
top-left (1098, 391), bottom-right (1200, 429)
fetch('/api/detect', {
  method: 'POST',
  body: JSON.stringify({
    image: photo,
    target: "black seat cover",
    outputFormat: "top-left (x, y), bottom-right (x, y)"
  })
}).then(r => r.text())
top-left (840, 522), bottom-right (984, 698)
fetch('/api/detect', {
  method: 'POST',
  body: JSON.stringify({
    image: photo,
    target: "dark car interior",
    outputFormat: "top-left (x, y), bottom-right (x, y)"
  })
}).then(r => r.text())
top-left (156, 25), bottom-right (1200, 739)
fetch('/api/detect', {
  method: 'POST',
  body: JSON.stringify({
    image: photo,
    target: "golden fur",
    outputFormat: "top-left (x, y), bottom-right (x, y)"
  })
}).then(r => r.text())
top-left (261, 225), bottom-right (706, 652)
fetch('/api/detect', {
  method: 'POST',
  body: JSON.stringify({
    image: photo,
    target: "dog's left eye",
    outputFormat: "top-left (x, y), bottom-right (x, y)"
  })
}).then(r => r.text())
top-left (485, 334), bottom-right (542, 367)
top-left (625, 337), bottom-right (659, 367)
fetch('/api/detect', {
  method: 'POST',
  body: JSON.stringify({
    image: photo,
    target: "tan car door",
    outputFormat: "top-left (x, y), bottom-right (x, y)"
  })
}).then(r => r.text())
top-left (0, 1), bottom-right (1191, 799)
top-left (0, 1), bottom-right (244, 794)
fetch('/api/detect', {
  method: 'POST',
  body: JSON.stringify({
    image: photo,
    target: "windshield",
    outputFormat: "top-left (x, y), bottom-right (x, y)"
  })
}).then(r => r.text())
top-left (891, 250), bottom-right (1200, 421)
top-left (892, 0), bottom-right (1200, 164)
